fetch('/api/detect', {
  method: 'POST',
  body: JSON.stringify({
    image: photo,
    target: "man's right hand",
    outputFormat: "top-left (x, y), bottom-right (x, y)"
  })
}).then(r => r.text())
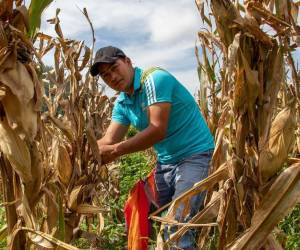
top-left (96, 121), bottom-right (129, 164)
top-left (98, 144), bottom-right (118, 164)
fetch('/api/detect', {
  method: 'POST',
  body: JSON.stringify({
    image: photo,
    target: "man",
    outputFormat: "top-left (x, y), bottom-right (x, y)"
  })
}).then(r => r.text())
top-left (90, 46), bottom-right (214, 249)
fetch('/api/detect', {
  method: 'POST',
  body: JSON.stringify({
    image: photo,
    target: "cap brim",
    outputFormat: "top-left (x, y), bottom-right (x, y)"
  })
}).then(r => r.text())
top-left (90, 57), bottom-right (119, 76)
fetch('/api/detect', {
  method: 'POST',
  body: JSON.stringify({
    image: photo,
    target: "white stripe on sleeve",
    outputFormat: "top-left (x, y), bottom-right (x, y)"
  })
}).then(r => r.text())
top-left (149, 75), bottom-right (157, 103)
top-left (145, 77), bottom-right (155, 104)
top-left (145, 78), bottom-right (152, 104)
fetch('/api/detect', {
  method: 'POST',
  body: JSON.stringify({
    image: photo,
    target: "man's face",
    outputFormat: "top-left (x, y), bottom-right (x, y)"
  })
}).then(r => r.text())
top-left (97, 57), bottom-right (134, 94)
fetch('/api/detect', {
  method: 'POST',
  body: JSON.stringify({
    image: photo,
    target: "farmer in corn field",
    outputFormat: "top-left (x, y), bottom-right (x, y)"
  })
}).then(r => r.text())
top-left (90, 46), bottom-right (214, 249)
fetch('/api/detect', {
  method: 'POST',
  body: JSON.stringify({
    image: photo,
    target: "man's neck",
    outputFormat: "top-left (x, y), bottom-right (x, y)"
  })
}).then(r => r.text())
top-left (124, 85), bottom-right (134, 96)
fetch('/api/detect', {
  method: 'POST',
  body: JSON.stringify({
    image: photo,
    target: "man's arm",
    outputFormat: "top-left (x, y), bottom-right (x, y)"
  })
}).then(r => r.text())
top-left (99, 102), bottom-right (171, 163)
top-left (97, 121), bottom-right (129, 147)
top-left (116, 102), bottom-right (170, 154)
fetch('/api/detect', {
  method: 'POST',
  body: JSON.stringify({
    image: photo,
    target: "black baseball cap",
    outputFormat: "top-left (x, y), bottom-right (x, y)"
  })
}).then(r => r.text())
top-left (90, 46), bottom-right (126, 76)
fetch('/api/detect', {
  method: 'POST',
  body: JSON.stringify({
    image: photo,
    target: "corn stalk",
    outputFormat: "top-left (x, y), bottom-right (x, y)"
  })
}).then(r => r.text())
top-left (151, 0), bottom-right (300, 249)
top-left (0, 1), bottom-right (115, 248)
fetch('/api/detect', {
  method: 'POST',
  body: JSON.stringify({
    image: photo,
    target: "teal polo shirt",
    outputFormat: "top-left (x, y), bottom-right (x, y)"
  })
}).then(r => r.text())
top-left (112, 67), bottom-right (214, 164)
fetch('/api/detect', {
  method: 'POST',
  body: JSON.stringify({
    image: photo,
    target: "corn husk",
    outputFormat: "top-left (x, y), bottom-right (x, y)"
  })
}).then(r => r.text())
top-left (0, 119), bottom-right (32, 183)
top-left (53, 140), bottom-right (73, 186)
top-left (259, 106), bottom-right (296, 183)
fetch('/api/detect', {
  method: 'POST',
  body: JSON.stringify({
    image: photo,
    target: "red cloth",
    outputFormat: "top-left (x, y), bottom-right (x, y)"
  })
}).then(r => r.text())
top-left (124, 170), bottom-right (158, 250)
top-left (124, 180), bottom-right (149, 250)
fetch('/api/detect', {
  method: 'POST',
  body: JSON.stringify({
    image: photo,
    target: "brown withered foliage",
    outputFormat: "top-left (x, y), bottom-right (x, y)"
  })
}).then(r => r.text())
top-left (151, 1), bottom-right (300, 249)
top-left (1, 0), bottom-right (300, 249)
top-left (0, 2), bottom-right (116, 249)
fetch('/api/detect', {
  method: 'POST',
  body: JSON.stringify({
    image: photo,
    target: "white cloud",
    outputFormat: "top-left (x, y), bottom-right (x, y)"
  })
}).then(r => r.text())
top-left (40, 0), bottom-right (202, 93)
top-left (41, 0), bottom-right (200, 41)
top-left (41, 0), bottom-right (152, 37)
top-left (149, 3), bottom-right (199, 45)
top-left (173, 69), bottom-right (200, 96)
top-left (124, 41), bottom-right (192, 68)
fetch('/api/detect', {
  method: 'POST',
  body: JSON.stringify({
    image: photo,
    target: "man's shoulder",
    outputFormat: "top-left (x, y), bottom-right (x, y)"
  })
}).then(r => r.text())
top-left (141, 67), bottom-right (172, 83)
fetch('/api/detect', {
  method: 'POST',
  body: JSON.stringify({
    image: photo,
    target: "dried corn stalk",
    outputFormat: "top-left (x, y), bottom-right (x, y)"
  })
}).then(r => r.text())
top-left (151, 0), bottom-right (300, 249)
top-left (0, 1), bottom-right (116, 249)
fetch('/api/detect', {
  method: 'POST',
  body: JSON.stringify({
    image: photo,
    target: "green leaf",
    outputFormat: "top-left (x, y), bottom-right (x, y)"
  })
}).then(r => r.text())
top-left (28, 0), bottom-right (54, 38)
top-left (57, 193), bottom-right (65, 242)
top-left (0, 225), bottom-right (7, 242)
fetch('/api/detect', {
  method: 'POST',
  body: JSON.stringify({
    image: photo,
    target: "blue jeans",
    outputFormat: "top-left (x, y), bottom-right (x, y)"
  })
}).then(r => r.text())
top-left (155, 150), bottom-right (213, 249)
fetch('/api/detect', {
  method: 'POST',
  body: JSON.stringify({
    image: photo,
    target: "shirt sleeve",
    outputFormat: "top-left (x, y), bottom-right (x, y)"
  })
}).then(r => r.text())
top-left (144, 70), bottom-right (175, 107)
top-left (111, 101), bottom-right (130, 126)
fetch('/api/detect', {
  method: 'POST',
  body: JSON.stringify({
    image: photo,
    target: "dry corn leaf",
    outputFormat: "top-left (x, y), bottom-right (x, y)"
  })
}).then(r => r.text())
top-left (30, 235), bottom-right (54, 249)
top-left (233, 67), bottom-right (246, 112)
top-left (240, 49), bottom-right (259, 108)
top-left (218, 181), bottom-right (235, 250)
top-left (18, 193), bottom-right (37, 230)
top-left (246, 2), bottom-right (290, 32)
top-left (15, 5), bottom-right (29, 32)
top-left (259, 106), bottom-right (296, 183)
top-left (277, 0), bottom-right (289, 21)
top-left (86, 122), bottom-right (102, 166)
top-left (264, 234), bottom-right (284, 250)
top-left (234, 17), bottom-right (273, 46)
top-left (0, 119), bottom-right (32, 183)
top-left (2, 89), bottom-right (37, 140)
top-left (45, 186), bottom-right (59, 233)
top-left (74, 41), bottom-right (84, 61)
top-left (0, 60), bottom-right (34, 104)
top-left (47, 8), bottom-right (64, 39)
top-left (78, 46), bottom-right (91, 71)
top-left (0, 48), bottom-right (10, 70)
top-left (197, 64), bottom-right (209, 122)
top-left (76, 204), bottom-right (106, 214)
top-left (0, 85), bottom-right (6, 100)
top-left (151, 216), bottom-right (216, 227)
top-left (263, 0), bottom-right (275, 12)
top-left (290, 1), bottom-right (299, 23)
top-left (26, 63), bottom-right (43, 111)
top-left (211, 127), bottom-right (229, 170)
top-left (36, 32), bottom-right (53, 57)
top-left (226, 191), bottom-right (238, 244)
top-left (10, 227), bottom-right (78, 250)
top-left (0, 49), bottom-right (16, 72)
top-left (0, 21), bottom-right (8, 48)
top-left (48, 115), bottom-right (74, 143)
top-left (97, 212), bottom-right (105, 235)
top-left (227, 32), bottom-right (241, 85)
top-left (258, 46), bottom-right (283, 155)
top-left (68, 186), bottom-right (82, 211)
top-left (0, 0), bottom-right (13, 19)
top-left (228, 163), bottom-right (300, 250)
top-left (168, 191), bottom-right (221, 244)
top-left (25, 141), bottom-right (43, 206)
top-left (53, 140), bottom-right (73, 186)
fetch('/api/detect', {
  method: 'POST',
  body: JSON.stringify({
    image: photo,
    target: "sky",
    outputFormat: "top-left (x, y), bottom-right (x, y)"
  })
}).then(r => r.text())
top-left (39, 0), bottom-right (202, 95)
top-left (39, 0), bottom-right (299, 96)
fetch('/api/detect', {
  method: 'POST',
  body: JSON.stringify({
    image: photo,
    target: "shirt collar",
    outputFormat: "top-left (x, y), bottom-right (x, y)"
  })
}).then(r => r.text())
top-left (118, 67), bottom-right (143, 104)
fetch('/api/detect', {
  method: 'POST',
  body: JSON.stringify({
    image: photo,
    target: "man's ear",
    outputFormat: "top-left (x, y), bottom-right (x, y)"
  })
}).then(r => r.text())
top-left (124, 56), bottom-right (132, 65)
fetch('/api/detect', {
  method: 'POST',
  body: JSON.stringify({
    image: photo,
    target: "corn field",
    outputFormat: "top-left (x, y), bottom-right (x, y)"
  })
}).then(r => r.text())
top-left (0, 0), bottom-right (299, 249)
